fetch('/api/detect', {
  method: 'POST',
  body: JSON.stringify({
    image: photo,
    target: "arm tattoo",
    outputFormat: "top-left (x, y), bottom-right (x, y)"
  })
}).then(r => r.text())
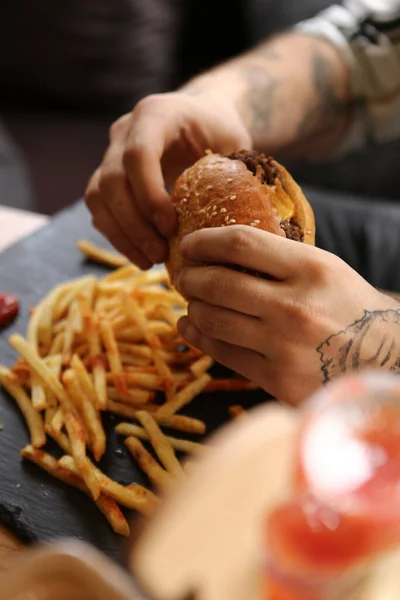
top-left (317, 309), bottom-right (400, 383)
top-left (239, 64), bottom-right (278, 139)
top-left (296, 48), bottom-right (348, 143)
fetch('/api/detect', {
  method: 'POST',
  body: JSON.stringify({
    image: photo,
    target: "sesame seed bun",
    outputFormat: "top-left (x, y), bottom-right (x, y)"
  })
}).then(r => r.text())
top-left (167, 151), bottom-right (315, 280)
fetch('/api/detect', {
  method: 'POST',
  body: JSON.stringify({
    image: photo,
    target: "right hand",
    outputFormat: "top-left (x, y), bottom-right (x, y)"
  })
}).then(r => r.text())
top-left (85, 91), bottom-right (251, 269)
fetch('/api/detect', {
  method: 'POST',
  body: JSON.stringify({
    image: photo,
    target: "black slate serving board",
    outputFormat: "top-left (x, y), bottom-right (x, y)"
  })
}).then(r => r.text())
top-left (0, 201), bottom-right (271, 565)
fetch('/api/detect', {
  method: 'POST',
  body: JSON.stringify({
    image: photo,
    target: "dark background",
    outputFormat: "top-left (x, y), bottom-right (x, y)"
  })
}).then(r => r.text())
top-left (1, 0), bottom-right (398, 218)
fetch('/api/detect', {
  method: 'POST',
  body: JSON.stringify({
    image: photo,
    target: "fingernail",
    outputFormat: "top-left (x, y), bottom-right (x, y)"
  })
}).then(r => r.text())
top-left (143, 240), bottom-right (165, 264)
top-left (154, 212), bottom-right (175, 237)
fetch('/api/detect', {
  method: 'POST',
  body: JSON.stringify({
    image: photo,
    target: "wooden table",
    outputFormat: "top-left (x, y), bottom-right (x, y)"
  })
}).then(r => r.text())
top-left (0, 205), bottom-right (48, 568)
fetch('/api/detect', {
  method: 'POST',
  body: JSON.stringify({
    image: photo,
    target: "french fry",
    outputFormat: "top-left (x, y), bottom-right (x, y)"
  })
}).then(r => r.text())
top-left (106, 387), bottom-right (155, 406)
top-left (156, 373), bottom-right (212, 418)
top-left (77, 240), bottom-right (128, 268)
top-left (124, 436), bottom-right (173, 493)
top-left (62, 370), bottom-right (106, 462)
top-left (0, 366), bottom-right (46, 448)
top-left (106, 399), bottom-right (206, 434)
top-left (21, 446), bottom-right (129, 536)
top-left (190, 355), bottom-right (214, 378)
top-left (51, 406), bottom-right (64, 433)
top-left (59, 455), bottom-right (159, 516)
top-left (122, 293), bottom-right (176, 398)
top-left (103, 264), bottom-right (140, 283)
top-left (45, 424), bottom-right (72, 454)
top-left (70, 354), bottom-right (97, 405)
top-left (45, 355), bottom-right (62, 407)
top-left (99, 316), bottom-right (128, 398)
top-left (81, 302), bottom-right (107, 410)
top-left (116, 423), bottom-right (204, 454)
top-left (135, 411), bottom-right (184, 478)
top-left (206, 379), bottom-right (260, 392)
top-left (31, 372), bottom-right (47, 412)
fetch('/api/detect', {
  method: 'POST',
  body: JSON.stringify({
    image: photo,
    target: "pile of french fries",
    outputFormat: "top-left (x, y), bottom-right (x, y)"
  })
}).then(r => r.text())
top-left (0, 241), bottom-right (257, 537)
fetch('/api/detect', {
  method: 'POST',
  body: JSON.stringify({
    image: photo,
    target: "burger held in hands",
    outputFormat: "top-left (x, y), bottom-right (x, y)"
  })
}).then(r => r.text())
top-left (168, 150), bottom-right (399, 406)
top-left (167, 150), bottom-right (315, 282)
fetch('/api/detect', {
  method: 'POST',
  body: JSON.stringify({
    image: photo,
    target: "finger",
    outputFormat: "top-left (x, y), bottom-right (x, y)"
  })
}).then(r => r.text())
top-left (177, 265), bottom-right (265, 317)
top-left (123, 102), bottom-right (177, 237)
top-left (100, 140), bottom-right (168, 264)
top-left (177, 316), bottom-right (267, 385)
top-left (181, 225), bottom-right (314, 281)
top-left (85, 174), bottom-right (152, 269)
top-left (187, 300), bottom-right (264, 353)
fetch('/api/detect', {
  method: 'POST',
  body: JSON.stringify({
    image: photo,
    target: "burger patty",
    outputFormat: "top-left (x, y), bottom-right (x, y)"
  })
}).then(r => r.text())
top-left (280, 219), bottom-right (304, 242)
top-left (228, 150), bottom-right (278, 185)
top-left (227, 150), bottom-right (304, 243)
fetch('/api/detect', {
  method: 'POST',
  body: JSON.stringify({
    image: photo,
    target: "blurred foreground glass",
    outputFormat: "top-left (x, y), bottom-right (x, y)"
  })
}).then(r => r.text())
top-left (264, 372), bottom-right (400, 600)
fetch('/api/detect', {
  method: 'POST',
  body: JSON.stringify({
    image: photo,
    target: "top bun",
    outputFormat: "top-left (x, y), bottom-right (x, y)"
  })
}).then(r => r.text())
top-left (167, 150), bottom-right (315, 280)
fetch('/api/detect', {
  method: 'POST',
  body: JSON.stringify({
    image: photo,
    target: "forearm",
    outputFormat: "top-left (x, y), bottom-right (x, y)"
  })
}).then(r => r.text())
top-left (181, 33), bottom-right (351, 157)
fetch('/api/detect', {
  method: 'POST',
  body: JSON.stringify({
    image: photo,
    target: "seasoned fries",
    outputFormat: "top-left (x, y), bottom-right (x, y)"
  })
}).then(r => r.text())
top-left (0, 241), bottom-right (260, 536)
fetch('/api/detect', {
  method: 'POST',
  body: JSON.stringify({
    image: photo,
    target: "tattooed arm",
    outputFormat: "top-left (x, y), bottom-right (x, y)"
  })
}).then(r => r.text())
top-left (181, 33), bottom-right (351, 157)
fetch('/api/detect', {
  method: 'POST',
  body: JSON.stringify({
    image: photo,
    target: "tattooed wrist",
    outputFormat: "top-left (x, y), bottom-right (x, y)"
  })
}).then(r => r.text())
top-left (317, 309), bottom-right (400, 383)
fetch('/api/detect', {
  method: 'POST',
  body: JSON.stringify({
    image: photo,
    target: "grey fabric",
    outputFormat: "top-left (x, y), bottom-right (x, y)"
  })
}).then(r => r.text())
top-left (307, 187), bottom-right (400, 292)
top-left (0, 120), bottom-right (33, 211)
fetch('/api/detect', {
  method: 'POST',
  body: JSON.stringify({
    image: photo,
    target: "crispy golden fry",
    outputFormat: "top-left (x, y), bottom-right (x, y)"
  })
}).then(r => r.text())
top-left (31, 372), bottom-right (47, 412)
top-left (106, 387), bottom-right (154, 406)
top-left (59, 455), bottom-right (159, 516)
top-left (50, 406), bottom-right (64, 433)
top-left (115, 423), bottom-right (205, 454)
top-left (77, 240), bottom-right (128, 268)
top-left (190, 355), bottom-right (214, 378)
top-left (103, 264), bottom-right (140, 283)
top-left (62, 369), bottom-right (106, 462)
top-left (124, 436), bottom-right (173, 493)
top-left (45, 355), bottom-right (62, 407)
top-left (80, 301), bottom-right (107, 410)
top-left (45, 424), bottom-right (72, 454)
top-left (21, 446), bottom-right (129, 536)
top-left (135, 411), bottom-right (184, 478)
top-left (99, 316), bottom-right (128, 398)
top-left (156, 373), bottom-right (212, 418)
top-left (106, 399), bottom-right (206, 434)
top-left (70, 355), bottom-right (96, 405)
top-left (0, 366), bottom-right (46, 448)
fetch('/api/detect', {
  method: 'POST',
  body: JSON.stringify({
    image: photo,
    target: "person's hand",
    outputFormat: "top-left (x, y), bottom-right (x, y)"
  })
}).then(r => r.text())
top-left (174, 226), bottom-right (400, 406)
top-left (85, 92), bottom-right (251, 269)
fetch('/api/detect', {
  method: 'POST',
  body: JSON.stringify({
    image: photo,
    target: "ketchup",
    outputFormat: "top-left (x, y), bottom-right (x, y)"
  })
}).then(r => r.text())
top-left (264, 372), bottom-right (400, 600)
top-left (0, 293), bottom-right (19, 328)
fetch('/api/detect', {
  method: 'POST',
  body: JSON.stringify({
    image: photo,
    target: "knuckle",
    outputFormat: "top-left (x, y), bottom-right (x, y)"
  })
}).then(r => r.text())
top-left (122, 143), bottom-right (143, 171)
top-left (133, 94), bottom-right (164, 117)
top-left (98, 169), bottom-right (123, 197)
top-left (109, 113), bottom-right (129, 141)
top-left (227, 226), bottom-right (253, 260)
top-left (189, 302), bottom-right (221, 338)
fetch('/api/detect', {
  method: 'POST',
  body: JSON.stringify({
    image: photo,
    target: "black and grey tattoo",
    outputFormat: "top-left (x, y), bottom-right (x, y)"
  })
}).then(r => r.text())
top-left (295, 48), bottom-right (348, 143)
top-left (239, 64), bottom-right (278, 139)
top-left (317, 309), bottom-right (400, 384)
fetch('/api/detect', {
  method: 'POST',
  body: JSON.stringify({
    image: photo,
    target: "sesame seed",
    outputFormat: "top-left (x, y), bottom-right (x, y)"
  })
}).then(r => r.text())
top-left (225, 216), bottom-right (229, 222)
top-left (250, 223), bottom-right (258, 227)
top-left (229, 219), bottom-right (237, 224)
top-left (205, 149), bottom-right (212, 155)
top-left (207, 185), bottom-right (213, 190)
top-left (199, 208), bottom-right (205, 214)
top-left (211, 211), bottom-right (218, 217)
top-left (212, 205), bottom-right (217, 211)
top-left (206, 205), bottom-right (212, 211)
top-left (220, 208), bottom-right (227, 213)
top-left (195, 192), bottom-right (200, 197)
top-left (227, 178), bottom-right (233, 183)
top-left (254, 219), bottom-right (260, 224)
top-left (182, 198), bottom-right (188, 203)
top-left (230, 195), bottom-right (237, 200)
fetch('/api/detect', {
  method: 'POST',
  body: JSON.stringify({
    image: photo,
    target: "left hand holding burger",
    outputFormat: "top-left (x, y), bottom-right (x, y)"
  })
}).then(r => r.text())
top-left (175, 227), bottom-right (395, 406)
top-left (166, 150), bottom-right (400, 406)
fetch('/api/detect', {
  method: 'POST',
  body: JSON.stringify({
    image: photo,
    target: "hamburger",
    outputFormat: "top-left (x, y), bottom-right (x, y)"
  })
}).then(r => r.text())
top-left (167, 150), bottom-right (315, 280)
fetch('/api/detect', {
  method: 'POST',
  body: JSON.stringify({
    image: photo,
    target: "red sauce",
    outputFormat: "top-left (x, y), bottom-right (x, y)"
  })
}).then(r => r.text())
top-left (0, 293), bottom-right (19, 328)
